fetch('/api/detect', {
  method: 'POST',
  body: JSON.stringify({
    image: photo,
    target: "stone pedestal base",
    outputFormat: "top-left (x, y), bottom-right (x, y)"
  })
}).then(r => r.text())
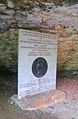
top-left (11, 90), bottom-right (65, 110)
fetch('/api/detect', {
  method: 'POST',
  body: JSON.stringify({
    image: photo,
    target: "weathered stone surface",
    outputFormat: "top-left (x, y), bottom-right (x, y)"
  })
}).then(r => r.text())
top-left (58, 34), bottom-right (78, 70)
top-left (0, 3), bottom-right (78, 33)
top-left (11, 89), bottom-right (65, 110)
top-left (0, 2), bottom-right (78, 72)
top-left (0, 29), bottom-right (18, 71)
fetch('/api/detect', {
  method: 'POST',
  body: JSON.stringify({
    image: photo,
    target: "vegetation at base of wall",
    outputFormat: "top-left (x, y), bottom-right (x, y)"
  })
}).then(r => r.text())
top-left (57, 70), bottom-right (78, 78)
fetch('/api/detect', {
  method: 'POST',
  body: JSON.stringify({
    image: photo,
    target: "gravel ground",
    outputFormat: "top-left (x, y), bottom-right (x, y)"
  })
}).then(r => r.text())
top-left (0, 74), bottom-right (78, 119)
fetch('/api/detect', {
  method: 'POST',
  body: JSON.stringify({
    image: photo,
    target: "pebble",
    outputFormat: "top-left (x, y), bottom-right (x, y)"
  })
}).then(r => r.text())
top-left (5, 93), bottom-right (7, 96)
top-left (0, 22), bottom-right (12, 31)
top-left (7, 0), bottom-right (15, 8)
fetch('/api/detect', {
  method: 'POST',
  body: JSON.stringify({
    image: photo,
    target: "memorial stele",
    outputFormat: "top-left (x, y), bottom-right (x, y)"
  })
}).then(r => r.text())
top-left (18, 29), bottom-right (57, 99)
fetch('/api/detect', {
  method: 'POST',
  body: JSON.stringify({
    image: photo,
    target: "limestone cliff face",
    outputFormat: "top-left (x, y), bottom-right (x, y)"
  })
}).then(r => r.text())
top-left (0, 2), bottom-right (78, 72)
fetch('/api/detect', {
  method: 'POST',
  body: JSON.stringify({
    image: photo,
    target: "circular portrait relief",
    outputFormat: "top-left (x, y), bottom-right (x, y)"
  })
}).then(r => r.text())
top-left (32, 57), bottom-right (48, 78)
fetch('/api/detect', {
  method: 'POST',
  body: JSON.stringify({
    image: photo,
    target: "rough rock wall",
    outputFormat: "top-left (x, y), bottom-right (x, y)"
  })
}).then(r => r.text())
top-left (0, 29), bottom-right (18, 71)
top-left (58, 34), bottom-right (78, 71)
top-left (0, 2), bottom-right (78, 73)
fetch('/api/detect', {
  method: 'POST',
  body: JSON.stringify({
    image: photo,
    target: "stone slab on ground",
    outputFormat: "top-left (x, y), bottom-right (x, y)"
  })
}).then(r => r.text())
top-left (11, 89), bottom-right (65, 110)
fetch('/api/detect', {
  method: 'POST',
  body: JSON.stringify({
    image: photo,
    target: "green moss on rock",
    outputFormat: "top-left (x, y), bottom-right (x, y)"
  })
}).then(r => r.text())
top-left (0, 29), bottom-right (18, 72)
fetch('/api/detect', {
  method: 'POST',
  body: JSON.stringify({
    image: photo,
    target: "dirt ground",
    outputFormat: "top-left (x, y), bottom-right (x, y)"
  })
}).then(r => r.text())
top-left (0, 74), bottom-right (78, 119)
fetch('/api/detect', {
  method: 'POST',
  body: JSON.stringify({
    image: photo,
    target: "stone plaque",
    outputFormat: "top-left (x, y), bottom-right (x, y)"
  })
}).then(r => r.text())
top-left (18, 29), bottom-right (57, 99)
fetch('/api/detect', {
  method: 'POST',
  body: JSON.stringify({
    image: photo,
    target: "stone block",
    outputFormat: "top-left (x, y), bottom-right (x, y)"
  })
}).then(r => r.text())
top-left (11, 89), bottom-right (65, 110)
